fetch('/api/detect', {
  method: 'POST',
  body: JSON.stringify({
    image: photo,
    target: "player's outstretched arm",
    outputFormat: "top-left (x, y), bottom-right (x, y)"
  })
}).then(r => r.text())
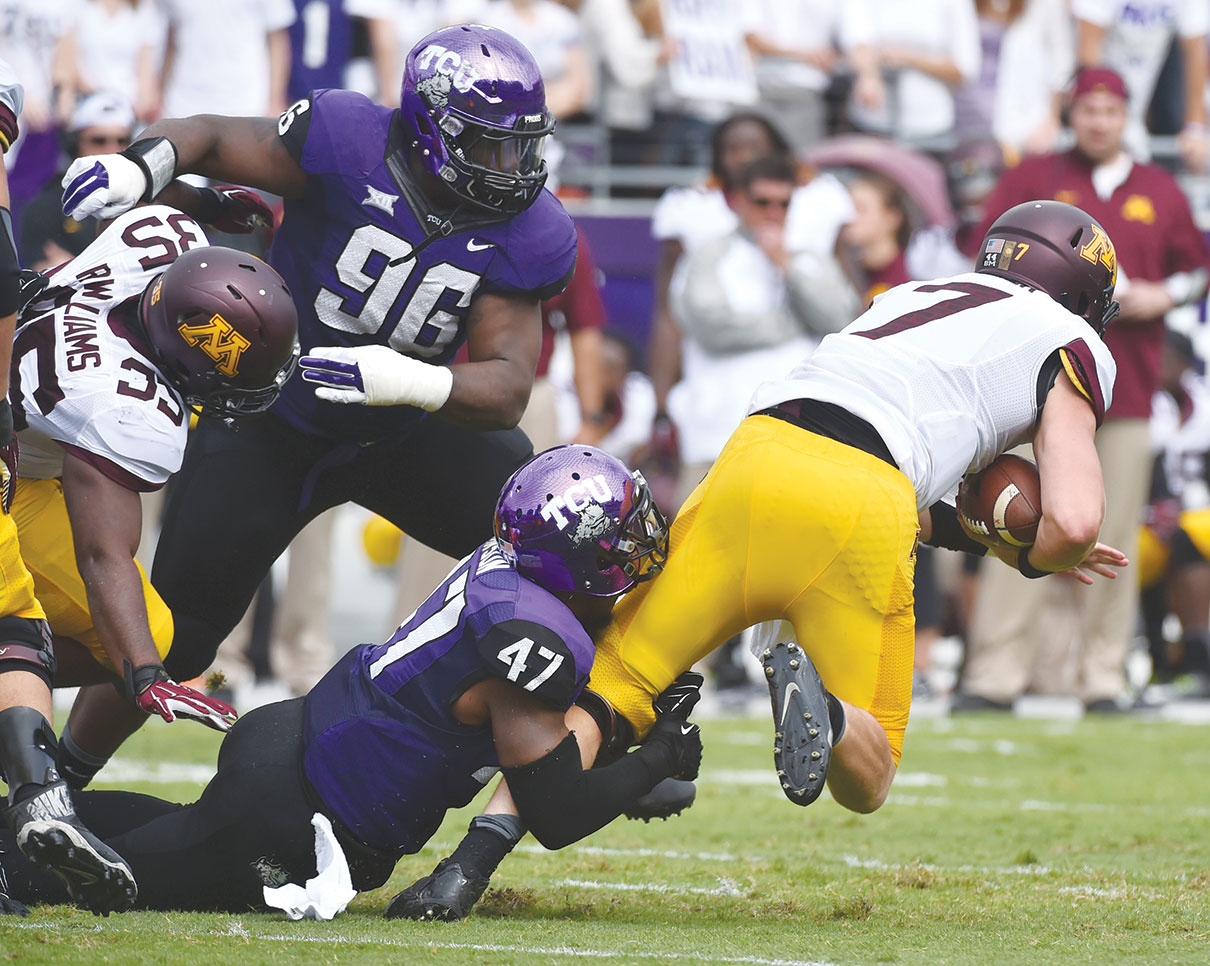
top-left (487, 680), bottom-right (700, 850)
top-left (60, 455), bottom-right (236, 730)
top-left (385, 678), bottom-right (701, 921)
top-left (62, 115), bottom-right (307, 222)
top-left (302, 291), bottom-right (541, 429)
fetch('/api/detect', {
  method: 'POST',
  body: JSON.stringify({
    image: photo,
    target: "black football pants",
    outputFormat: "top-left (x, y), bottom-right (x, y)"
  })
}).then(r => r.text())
top-left (152, 412), bottom-right (532, 680)
top-left (0, 699), bottom-right (395, 911)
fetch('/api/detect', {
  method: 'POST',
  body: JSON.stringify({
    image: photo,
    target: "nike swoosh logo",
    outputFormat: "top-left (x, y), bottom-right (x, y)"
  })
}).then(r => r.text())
top-left (466, 238), bottom-right (494, 252)
top-left (779, 682), bottom-right (801, 725)
top-left (680, 724), bottom-right (695, 735)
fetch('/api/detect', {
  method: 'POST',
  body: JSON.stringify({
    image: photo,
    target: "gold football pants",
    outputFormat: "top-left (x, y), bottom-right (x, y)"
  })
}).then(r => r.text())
top-left (1138, 507), bottom-right (1210, 589)
top-left (11, 477), bottom-right (172, 671)
top-left (0, 507), bottom-right (44, 621)
top-left (590, 415), bottom-right (918, 763)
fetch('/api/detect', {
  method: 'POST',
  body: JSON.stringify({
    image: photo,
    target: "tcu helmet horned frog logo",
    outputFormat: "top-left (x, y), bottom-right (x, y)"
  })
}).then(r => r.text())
top-left (540, 475), bottom-right (615, 546)
top-left (415, 42), bottom-right (503, 105)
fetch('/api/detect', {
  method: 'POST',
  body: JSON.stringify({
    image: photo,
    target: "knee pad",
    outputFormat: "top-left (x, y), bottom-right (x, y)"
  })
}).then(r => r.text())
top-left (0, 616), bottom-right (57, 689)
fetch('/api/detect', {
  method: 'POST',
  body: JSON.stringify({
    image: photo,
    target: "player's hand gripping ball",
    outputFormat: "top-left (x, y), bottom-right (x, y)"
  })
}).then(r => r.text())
top-left (957, 454), bottom-right (1042, 548)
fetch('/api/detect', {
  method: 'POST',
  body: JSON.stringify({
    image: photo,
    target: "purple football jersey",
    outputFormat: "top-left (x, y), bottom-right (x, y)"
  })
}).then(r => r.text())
top-left (269, 88), bottom-right (577, 443)
top-left (303, 540), bottom-right (595, 853)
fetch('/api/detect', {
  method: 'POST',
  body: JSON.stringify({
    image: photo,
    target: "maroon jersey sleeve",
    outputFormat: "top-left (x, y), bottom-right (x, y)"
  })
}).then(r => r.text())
top-left (543, 228), bottom-right (606, 335)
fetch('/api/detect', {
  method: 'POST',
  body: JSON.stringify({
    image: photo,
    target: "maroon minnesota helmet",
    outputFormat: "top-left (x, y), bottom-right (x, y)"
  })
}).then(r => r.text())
top-left (139, 247), bottom-right (299, 417)
top-left (977, 200), bottom-right (1119, 335)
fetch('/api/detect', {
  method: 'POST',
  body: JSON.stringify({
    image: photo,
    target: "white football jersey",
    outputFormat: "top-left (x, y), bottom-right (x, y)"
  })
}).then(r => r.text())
top-left (0, 56), bottom-right (24, 121)
top-left (748, 272), bottom-right (1117, 509)
top-left (13, 206), bottom-right (209, 489)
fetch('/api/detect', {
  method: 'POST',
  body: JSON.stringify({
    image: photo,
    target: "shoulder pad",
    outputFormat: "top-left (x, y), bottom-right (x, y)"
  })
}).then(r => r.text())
top-left (475, 618), bottom-right (582, 710)
top-left (487, 194), bottom-right (577, 299)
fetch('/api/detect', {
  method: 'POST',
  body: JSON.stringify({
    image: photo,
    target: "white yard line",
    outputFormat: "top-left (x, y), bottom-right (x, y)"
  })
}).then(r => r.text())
top-left (556, 877), bottom-right (745, 896)
top-left (0, 920), bottom-right (843, 966)
top-left (498, 843), bottom-right (1189, 888)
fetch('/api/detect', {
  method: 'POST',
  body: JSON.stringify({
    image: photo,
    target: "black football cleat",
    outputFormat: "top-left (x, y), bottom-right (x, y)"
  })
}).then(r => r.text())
top-left (6, 781), bottom-right (137, 916)
top-left (0, 860), bottom-right (29, 916)
top-left (385, 858), bottom-right (490, 922)
top-left (624, 777), bottom-right (697, 822)
top-left (762, 642), bottom-right (833, 806)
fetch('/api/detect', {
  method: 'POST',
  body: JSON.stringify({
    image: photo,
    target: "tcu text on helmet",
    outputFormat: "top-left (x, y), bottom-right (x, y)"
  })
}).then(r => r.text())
top-left (416, 44), bottom-right (503, 104)
top-left (540, 475), bottom-right (613, 530)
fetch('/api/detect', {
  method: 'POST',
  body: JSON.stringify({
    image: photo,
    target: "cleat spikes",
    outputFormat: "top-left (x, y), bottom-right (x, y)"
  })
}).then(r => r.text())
top-left (764, 643), bottom-right (834, 807)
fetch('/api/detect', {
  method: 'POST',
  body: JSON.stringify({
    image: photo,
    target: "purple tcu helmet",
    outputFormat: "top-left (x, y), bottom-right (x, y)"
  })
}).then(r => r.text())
top-left (977, 200), bottom-right (1120, 335)
top-left (494, 445), bottom-right (669, 597)
top-left (400, 24), bottom-right (555, 215)
top-left (140, 247), bottom-right (300, 417)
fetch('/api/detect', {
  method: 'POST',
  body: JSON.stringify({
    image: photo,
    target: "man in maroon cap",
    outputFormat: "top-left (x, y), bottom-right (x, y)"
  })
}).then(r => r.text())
top-left (956, 66), bottom-right (1210, 713)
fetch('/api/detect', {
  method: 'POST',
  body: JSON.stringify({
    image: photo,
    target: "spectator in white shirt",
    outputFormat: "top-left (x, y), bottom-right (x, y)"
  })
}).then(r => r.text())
top-left (61, 0), bottom-right (165, 123)
top-left (952, 0), bottom-right (1072, 155)
top-left (1074, 0), bottom-right (1210, 171)
top-left (158, 0), bottom-right (296, 119)
top-left (742, 0), bottom-right (877, 150)
top-left (843, 0), bottom-right (981, 141)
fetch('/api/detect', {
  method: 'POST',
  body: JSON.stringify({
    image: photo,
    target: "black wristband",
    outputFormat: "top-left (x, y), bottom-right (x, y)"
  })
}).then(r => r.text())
top-left (120, 136), bottom-right (179, 202)
top-left (925, 500), bottom-right (989, 556)
top-left (122, 660), bottom-right (170, 705)
top-left (1016, 549), bottom-right (1050, 579)
top-left (192, 186), bottom-right (224, 226)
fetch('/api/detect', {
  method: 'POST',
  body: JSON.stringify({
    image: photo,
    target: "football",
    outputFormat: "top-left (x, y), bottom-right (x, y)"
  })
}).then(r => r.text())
top-left (956, 454), bottom-right (1042, 547)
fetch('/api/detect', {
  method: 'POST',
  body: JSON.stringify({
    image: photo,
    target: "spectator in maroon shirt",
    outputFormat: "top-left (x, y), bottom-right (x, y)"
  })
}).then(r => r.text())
top-left (956, 66), bottom-right (1210, 713)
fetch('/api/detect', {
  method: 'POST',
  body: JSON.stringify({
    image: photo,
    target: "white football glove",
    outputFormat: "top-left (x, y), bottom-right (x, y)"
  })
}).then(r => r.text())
top-left (61, 153), bottom-right (147, 221)
top-left (300, 345), bottom-right (454, 410)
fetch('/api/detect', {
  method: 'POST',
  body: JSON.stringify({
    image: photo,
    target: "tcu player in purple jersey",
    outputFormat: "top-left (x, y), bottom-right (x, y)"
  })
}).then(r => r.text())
top-left (52, 24), bottom-right (587, 787)
top-left (0, 446), bottom-right (702, 915)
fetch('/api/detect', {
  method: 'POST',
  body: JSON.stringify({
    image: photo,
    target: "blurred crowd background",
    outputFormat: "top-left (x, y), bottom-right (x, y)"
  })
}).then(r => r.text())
top-left (8, 0), bottom-right (1210, 719)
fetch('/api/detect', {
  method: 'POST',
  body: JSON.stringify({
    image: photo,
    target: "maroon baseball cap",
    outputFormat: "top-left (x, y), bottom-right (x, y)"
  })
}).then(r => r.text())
top-left (1071, 67), bottom-right (1129, 102)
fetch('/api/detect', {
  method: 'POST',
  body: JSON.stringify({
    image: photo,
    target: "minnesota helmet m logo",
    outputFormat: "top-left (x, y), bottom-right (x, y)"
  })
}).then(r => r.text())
top-left (178, 313), bottom-right (251, 377)
top-left (1078, 224), bottom-right (1117, 278)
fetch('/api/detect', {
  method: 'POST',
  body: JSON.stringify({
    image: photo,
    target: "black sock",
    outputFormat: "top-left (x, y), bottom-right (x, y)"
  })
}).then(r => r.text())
top-left (1181, 630), bottom-right (1210, 675)
top-left (57, 726), bottom-right (109, 791)
top-left (826, 692), bottom-right (847, 744)
top-left (447, 814), bottom-right (526, 880)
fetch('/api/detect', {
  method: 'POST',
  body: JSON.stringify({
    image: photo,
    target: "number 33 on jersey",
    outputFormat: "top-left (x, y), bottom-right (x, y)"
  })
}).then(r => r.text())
top-left (13, 206), bottom-right (203, 489)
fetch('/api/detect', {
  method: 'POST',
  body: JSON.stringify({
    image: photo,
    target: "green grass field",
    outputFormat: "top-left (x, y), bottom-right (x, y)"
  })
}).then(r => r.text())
top-left (3, 708), bottom-right (1209, 966)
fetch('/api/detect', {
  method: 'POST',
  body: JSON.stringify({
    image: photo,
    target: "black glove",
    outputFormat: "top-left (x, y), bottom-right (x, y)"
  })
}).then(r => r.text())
top-left (0, 397), bottom-right (11, 449)
top-left (642, 716), bottom-right (702, 781)
top-left (18, 269), bottom-right (47, 314)
top-left (653, 671), bottom-right (704, 720)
